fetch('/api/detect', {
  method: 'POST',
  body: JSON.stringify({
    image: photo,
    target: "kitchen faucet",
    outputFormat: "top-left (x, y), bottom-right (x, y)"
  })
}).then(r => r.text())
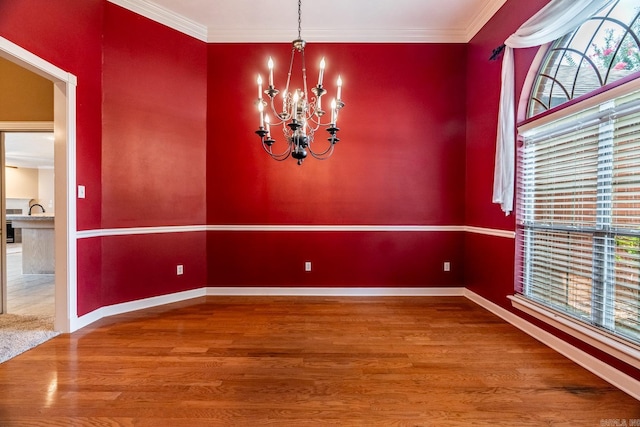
top-left (28, 204), bottom-right (46, 215)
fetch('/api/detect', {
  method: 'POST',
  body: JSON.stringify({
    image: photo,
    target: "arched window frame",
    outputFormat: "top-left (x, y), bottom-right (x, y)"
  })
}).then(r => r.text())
top-left (527, 1), bottom-right (640, 117)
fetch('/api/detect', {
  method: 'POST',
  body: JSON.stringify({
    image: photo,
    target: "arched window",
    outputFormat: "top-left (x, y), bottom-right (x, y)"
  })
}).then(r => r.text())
top-left (527, 1), bottom-right (640, 117)
top-left (516, 0), bottom-right (640, 357)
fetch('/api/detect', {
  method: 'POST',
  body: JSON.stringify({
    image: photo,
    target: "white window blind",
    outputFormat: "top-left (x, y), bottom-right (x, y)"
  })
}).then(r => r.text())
top-left (517, 88), bottom-right (640, 345)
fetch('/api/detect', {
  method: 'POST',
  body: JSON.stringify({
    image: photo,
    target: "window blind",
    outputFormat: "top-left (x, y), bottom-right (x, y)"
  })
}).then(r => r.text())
top-left (517, 88), bottom-right (640, 345)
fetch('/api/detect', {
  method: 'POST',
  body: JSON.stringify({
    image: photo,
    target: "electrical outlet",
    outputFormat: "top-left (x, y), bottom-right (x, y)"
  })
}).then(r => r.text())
top-left (305, 261), bottom-right (312, 272)
top-left (177, 264), bottom-right (184, 275)
top-left (444, 262), bottom-right (451, 272)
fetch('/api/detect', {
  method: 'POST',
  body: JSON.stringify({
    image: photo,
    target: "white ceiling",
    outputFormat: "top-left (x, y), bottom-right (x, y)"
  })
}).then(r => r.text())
top-left (108, 0), bottom-right (508, 43)
top-left (4, 133), bottom-right (54, 169)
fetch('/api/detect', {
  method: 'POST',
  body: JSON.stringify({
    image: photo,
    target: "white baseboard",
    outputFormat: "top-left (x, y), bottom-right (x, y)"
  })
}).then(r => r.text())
top-left (464, 289), bottom-right (640, 402)
top-left (72, 287), bottom-right (207, 331)
top-left (508, 294), bottom-right (640, 368)
top-left (205, 286), bottom-right (466, 297)
top-left (71, 287), bottom-right (463, 330)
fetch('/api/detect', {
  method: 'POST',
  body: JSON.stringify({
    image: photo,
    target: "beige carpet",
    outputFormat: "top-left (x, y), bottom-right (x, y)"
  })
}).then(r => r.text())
top-left (0, 314), bottom-right (60, 363)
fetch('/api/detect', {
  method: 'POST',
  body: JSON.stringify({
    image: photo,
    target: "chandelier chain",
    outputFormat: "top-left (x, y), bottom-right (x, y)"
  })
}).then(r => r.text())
top-left (298, 0), bottom-right (302, 39)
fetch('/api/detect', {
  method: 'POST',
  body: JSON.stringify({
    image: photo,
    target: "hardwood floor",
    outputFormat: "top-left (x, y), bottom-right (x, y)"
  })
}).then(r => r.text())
top-left (0, 296), bottom-right (638, 426)
top-left (5, 243), bottom-right (55, 317)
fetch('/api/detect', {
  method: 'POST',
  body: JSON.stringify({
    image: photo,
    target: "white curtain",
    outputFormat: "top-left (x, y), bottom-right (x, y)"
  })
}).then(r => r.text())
top-left (492, 0), bottom-right (616, 215)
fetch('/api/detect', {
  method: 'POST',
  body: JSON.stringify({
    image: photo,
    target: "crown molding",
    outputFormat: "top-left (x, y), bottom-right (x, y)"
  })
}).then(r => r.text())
top-left (465, 0), bottom-right (508, 42)
top-left (207, 28), bottom-right (470, 44)
top-left (107, 0), bottom-right (505, 44)
top-left (107, 0), bottom-right (208, 42)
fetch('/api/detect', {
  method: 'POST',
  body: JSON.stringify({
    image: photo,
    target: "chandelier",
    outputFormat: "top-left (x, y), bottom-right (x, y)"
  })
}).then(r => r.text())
top-left (255, 0), bottom-right (345, 165)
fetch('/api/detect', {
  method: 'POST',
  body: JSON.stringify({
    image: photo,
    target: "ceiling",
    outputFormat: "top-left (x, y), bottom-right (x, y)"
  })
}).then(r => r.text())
top-left (108, 0), bottom-right (508, 43)
top-left (4, 133), bottom-right (54, 169)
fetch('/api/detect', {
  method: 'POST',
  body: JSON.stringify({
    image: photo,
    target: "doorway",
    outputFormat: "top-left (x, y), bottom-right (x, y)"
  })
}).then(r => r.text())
top-left (2, 131), bottom-right (55, 318)
top-left (0, 36), bottom-right (77, 333)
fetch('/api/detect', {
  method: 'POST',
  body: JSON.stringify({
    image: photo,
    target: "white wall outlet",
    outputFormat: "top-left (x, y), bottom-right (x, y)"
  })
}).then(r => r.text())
top-left (444, 261), bottom-right (451, 272)
top-left (78, 185), bottom-right (86, 199)
top-left (305, 261), bottom-right (312, 272)
top-left (177, 264), bottom-right (184, 275)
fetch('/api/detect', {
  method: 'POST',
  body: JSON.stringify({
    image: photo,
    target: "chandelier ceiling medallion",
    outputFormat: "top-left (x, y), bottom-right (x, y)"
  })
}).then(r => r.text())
top-left (255, 0), bottom-right (345, 165)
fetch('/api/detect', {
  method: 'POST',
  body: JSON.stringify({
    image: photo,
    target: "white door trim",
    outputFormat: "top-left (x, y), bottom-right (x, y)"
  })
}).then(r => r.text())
top-left (0, 36), bottom-right (77, 333)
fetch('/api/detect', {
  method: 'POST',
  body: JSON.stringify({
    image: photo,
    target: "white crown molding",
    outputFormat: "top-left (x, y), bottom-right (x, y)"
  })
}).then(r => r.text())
top-left (107, 0), bottom-right (208, 42)
top-left (207, 28), bottom-right (470, 44)
top-left (465, 0), bottom-right (508, 42)
top-left (106, 0), bottom-right (504, 44)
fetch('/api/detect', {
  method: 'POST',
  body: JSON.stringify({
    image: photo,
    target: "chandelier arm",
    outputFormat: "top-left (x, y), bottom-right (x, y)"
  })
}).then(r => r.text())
top-left (267, 105), bottom-right (286, 126)
top-left (306, 117), bottom-right (321, 132)
top-left (269, 95), bottom-right (291, 123)
top-left (263, 141), bottom-right (292, 161)
top-left (263, 134), bottom-right (293, 158)
top-left (306, 106), bottom-right (325, 128)
top-left (308, 135), bottom-right (336, 157)
top-left (284, 47), bottom-right (296, 98)
top-left (309, 143), bottom-right (335, 160)
top-left (282, 123), bottom-right (294, 140)
top-left (308, 96), bottom-right (317, 116)
top-left (301, 47), bottom-right (309, 98)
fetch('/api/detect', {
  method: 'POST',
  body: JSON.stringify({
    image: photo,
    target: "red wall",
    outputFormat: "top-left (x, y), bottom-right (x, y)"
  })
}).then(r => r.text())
top-left (208, 231), bottom-right (464, 288)
top-left (206, 43), bottom-right (467, 288)
top-left (102, 4), bottom-right (207, 229)
top-left (207, 43), bottom-right (466, 226)
top-left (84, 3), bottom-right (209, 315)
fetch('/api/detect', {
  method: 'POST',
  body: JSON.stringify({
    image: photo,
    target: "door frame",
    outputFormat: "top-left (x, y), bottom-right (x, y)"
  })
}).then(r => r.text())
top-left (0, 36), bottom-right (77, 333)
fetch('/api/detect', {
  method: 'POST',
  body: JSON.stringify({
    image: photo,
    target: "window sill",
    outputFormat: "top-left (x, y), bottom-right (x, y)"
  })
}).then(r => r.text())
top-left (508, 295), bottom-right (640, 368)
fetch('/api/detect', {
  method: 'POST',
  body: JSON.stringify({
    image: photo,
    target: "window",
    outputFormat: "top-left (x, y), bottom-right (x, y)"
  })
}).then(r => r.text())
top-left (528, 0), bottom-right (640, 117)
top-left (517, 0), bottom-right (640, 350)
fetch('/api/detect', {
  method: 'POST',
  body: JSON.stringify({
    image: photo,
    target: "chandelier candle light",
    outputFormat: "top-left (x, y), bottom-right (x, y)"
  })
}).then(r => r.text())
top-left (255, 0), bottom-right (345, 165)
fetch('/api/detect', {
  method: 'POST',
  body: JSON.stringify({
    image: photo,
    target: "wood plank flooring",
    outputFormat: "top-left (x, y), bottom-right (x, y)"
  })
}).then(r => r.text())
top-left (0, 296), bottom-right (638, 426)
top-left (5, 244), bottom-right (55, 317)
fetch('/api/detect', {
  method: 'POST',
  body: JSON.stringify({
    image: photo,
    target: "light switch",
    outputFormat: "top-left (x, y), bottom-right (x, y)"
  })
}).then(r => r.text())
top-left (78, 185), bottom-right (85, 199)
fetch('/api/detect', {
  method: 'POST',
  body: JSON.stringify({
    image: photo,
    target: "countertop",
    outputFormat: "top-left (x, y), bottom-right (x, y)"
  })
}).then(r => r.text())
top-left (7, 214), bottom-right (55, 221)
